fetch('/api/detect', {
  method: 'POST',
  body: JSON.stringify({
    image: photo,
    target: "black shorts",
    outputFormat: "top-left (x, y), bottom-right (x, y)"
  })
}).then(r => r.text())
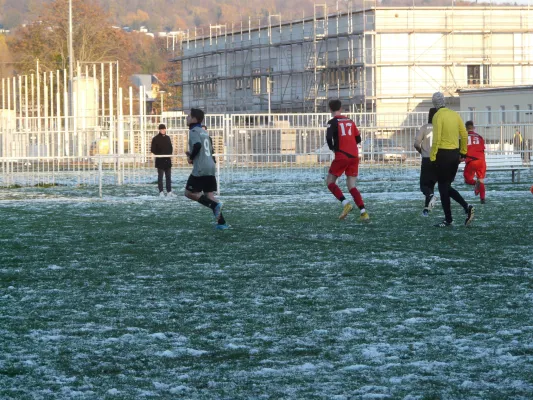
top-left (435, 149), bottom-right (460, 183)
top-left (420, 157), bottom-right (437, 187)
top-left (185, 175), bottom-right (218, 193)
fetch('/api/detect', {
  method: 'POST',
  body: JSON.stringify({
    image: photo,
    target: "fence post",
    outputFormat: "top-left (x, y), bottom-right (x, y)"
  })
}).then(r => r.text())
top-left (98, 156), bottom-right (103, 198)
top-left (217, 153), bottom-right (221, 195)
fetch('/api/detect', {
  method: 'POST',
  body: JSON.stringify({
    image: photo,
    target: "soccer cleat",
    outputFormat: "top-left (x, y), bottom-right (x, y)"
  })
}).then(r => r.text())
top-left (427, 194), bottom-right (437, 211)
top-left (339, 203), bottom-right (353, 220)
top-left (480, 198), bottom-right (486, 204)
top-left (359, 211), bottom-right (370, 222)
top-left (159, 191), bottom-right (165, 198)
top-left (422, 209), bottom-right (429, 217)
top-left (167, 191), bottom-right (176, 198)
top-left (434, 220), bottom-right (453, 227)
top-left (474, 180), bottom-right (481, 196)
top-left (464, 205), bottom-right (475, 226)
top-left (214, 224), bottom-right (230, 230)
top-left (213, 202), bottom-right (223, 222)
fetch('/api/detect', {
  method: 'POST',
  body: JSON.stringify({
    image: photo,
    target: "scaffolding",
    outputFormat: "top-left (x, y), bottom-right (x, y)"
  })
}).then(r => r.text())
top-left (173, 3), bottom-right (533, 114)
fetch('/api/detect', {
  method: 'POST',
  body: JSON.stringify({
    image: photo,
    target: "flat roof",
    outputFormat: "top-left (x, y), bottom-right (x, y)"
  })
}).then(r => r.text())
top-left (457, 85), bottom-right (533, 95)
top-left (185, 6), bottom-right (531, 42)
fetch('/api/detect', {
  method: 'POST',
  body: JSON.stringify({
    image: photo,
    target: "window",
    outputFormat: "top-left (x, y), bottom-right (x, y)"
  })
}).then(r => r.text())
top-left (501, 106), bottom-right (506, 123)
top-left (467, 65), bottom-right (480, 85)
top-left (483, 65), bottom-right (490, 85)
top-left (253, 77), bottom-right (261, 95)
top-left (207, 80), bottom-right (217, 97)
top-left (340, 69), bottom-right (347, 86)
top-left (235, 78), bottom-right (243, 90)
top-left (468, 107), bottom-right (475, 122)
top-left (328, 70), bottom-right (338, 86)
top-left (192, 83), bottom-right (205, 99)
top-left (339, 67), bottom-right (357, 86)
top-left (350, 67), bottom-right (358, 85)
top-left (267, 77), bottom-right (274, 94)
top-left (486, 106), bottom-right (492, 124)
top-left (515, 105), bottom-right (520, 123)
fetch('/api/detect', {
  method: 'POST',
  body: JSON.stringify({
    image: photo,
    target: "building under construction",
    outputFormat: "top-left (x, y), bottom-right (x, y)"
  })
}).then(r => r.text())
top-left (173, 2), bottom-right (533, 114)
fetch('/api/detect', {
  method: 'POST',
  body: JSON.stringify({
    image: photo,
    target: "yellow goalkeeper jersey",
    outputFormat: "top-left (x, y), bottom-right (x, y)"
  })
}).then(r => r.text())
top-left (430, 108), bottom-right (468, 161)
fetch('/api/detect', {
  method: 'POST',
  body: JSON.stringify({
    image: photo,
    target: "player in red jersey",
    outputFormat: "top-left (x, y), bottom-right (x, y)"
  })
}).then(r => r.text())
top-left (325, 99), bottom-right (369, 221)
top-left (463, 121), bottom-right (487, 204)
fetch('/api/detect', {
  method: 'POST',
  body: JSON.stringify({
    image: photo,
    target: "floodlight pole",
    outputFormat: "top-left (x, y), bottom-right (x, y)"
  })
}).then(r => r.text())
top-left (68, 0), bottom-right (74, 117)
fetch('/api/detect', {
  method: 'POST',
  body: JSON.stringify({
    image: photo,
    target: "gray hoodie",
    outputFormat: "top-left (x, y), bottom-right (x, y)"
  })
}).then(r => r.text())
top-left (414, 123), bottom-right (433, 159)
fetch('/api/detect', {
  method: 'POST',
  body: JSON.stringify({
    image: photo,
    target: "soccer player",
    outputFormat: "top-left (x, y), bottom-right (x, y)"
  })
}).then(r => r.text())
top-left (430, 92), bottom-right (474, 227)
top-left (325, 99), bottom-right (369, 221)
top-left (150, 123), bottom-right (175, 197)
top-left (414, 107), bottom-right (438, 216)
top-left (184, 108), bottom-right (229, 230)
top-left (463, 121), bottom-right (486, 204)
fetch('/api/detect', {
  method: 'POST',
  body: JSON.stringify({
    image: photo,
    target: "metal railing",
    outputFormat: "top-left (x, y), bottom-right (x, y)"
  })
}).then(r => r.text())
top-left (2, 111), bottom-right (532, 192)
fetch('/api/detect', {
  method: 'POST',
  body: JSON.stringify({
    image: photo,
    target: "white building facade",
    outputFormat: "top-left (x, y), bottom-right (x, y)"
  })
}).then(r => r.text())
top-left (174, 6), bottom-right (533, 115)
top-left (459, 86), bottom-right (533, 125)
top-left (458, 85), bottom-right (533, 151)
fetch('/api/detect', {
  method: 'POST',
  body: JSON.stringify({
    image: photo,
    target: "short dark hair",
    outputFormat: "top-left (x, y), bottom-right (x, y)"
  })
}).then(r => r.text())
top-left (190, 108), bottom-right (205, 124)
top-left (428, 108), bottom-right (437, 124)
top-left (158, 123), bottom-right (166, 130)
top-left (465, 120), bottom-right (474, 129)
top-left (329, 99), bottom-right (342, 112)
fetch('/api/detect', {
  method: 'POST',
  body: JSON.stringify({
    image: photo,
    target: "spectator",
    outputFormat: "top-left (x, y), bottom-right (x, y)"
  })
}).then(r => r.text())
top-left (150, 123), bottom-right (174, 197)
top-left (513, 130), bottom-right (524, 160)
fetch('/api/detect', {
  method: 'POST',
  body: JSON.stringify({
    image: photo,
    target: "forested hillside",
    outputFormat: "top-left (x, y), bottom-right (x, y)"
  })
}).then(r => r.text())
top-left (0, 0), bottom-right (512, 31)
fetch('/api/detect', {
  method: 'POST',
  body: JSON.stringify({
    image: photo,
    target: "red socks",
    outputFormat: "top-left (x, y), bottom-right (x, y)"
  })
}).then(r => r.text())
top-left (328, 183), bottom-right (365, 209)
top-left (479, 182), bottom-right (486, 200)
top-left (349, 187), bottom-right (365, 209)
top-left (327, 183), bottom-right (344, 201)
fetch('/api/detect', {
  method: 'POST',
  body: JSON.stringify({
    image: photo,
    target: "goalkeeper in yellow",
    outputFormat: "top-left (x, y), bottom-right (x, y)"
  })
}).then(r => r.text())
top-left (430, 92), bottom-right (474, 227)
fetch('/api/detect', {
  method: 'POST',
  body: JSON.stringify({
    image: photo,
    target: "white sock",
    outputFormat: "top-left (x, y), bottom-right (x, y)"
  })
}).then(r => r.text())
top-left (342, 199), bottom-right (350, 206)
top-left (360, 208), bottom-right (366, 214)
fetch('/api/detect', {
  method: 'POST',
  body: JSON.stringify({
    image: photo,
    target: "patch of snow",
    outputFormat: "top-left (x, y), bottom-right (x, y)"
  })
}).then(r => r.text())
top-left (150, 332), bottom-right (167, 340)
top-left (403, 317), bottom-right (426, 324)
top-left (169, 386), bottom-right (189, 394)
top-left (336, 308), bottom-right (366, 314)
top-left (362, 346), bottom-right (384, 360)
top-left (342, 364), bottom-right (369, 371)
top-left (152, 382), bottom-right (170, 390)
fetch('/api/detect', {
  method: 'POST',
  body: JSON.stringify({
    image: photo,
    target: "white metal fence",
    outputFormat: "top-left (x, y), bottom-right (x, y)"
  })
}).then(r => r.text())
top-left (1, 111), bottom-right (532, 191)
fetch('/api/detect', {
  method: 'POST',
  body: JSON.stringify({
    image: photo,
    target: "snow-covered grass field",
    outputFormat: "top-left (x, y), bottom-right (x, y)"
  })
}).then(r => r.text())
top-left (1, 170), bottom-right (533, 399)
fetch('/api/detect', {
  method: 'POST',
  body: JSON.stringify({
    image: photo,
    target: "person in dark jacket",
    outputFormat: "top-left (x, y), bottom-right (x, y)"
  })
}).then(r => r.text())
top-left (151, 123), bottom-right (174, 197)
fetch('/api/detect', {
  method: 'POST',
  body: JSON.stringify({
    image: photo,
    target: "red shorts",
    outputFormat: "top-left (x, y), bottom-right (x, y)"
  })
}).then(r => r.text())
top-left (329, 158), bottom-right (359, 177)
top-left (464, 159), bottom-right (486, 181)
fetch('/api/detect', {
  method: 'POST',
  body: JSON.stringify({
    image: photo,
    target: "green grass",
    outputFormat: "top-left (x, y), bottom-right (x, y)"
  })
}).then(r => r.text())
top-left (0, 178), bottom-right (532, 399)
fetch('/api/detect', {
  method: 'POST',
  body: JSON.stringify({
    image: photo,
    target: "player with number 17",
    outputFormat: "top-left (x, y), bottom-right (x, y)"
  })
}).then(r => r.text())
top-left (325, 99), bottom-right (369, 222)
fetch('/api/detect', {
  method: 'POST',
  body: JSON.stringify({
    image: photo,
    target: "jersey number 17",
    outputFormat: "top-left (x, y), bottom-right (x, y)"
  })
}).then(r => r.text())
top-left (340, 123), bottom-right (352, 136)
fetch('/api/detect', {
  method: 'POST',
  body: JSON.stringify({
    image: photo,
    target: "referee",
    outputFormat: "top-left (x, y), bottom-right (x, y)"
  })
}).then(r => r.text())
top-left (430, 92), bottom-right (474, 227)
